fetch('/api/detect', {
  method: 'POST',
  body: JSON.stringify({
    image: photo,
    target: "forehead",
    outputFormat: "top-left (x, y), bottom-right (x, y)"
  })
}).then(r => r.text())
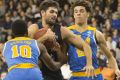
top-left (46, 7), bottom-right (58, 12)
top-left (74, 6), bottom-right (86, 11)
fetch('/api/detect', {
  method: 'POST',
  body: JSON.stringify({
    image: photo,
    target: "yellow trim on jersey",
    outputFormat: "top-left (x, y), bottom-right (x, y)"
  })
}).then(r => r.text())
top-left (68, 25), bottom-right (96, 34)
top-left (8, 63), bottom-right (36, 72)
top-left (10, 37), bottom-right (32, 41)
top-left (87, 26), bottom-right (96, 35)
top-left (67, 25), bottom-right (76, 30)
top-left (85, 37), bottom-right (90, 44)
top-left (72, 68), bottom-right (101, 77)
top-left (76, 49), bottom-right (85, 57)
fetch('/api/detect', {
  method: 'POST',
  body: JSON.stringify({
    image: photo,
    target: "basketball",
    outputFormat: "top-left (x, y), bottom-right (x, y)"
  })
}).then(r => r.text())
top-left (33, 28), bottom-right (47, 39)
top-left (33, 28), bottom-right (55, 49)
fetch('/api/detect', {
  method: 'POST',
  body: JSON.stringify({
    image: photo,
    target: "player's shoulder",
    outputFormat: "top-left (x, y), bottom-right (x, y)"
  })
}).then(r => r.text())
top-left (28, 24), bottom-right (39, 29)
top-left (67, 25), bottom-right (76, 30)
top-left (96, 30), bottom-right (103, 35)
top-left (88, 26), bottom-right (96, 31)
top-left (95, 30), bottom-right (105, 42)
top-left (87, 26), bottom-right (97, 35)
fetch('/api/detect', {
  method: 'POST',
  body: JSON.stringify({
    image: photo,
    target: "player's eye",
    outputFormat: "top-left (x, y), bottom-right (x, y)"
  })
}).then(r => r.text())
top-left (74, 10), bottom-right (78, 13)
top-left (80, 9), bottom-right (85, 13)
top-left (50, 10), bottom-right (54, 13)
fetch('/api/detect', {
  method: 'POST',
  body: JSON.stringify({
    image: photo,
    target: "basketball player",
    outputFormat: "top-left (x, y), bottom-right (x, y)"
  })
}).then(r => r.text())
top-left (2, 20), bottom-right (64, 80)
top-left (28, 0), bottom-right (94, 80)
top-left (68, 1), bottom-right (120, 80)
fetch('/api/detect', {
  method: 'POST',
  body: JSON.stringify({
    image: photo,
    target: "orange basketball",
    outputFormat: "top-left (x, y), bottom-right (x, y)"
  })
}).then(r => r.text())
top-left (33, 28), bottom-right (47, 39)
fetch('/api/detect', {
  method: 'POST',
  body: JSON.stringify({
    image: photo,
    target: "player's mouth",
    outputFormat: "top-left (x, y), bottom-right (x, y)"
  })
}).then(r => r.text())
top-left (51, 16), bottom-right (57, 21)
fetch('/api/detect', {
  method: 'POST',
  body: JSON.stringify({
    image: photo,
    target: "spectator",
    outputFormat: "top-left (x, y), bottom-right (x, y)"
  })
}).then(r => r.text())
top-left (11, 11), bottom-right (20, 22)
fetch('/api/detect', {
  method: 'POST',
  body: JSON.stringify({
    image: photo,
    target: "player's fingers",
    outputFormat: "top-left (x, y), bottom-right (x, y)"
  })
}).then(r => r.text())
top-left (115, 70), bottom-right (120, 78)
top-left (47, 28), bottom-right (52, 31)
top-left (116, 76), bottom-right (120, 80)
top-left (53, 36), bottom-right (56, 41)
top-left (116, 73), bottom-right (120, 79)
top-left (93, 70), bottom-right (97, 77)
top-left (91, 69), bottom-right (95, 79)
top-left (82, 67), bottom-right (86, 71)
top-left (85, 68), bottom-right (90, 78)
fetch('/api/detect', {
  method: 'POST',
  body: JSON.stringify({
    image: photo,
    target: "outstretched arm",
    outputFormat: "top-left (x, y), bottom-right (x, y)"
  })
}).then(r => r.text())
top-left (96, 30), bottom-right (120, 77)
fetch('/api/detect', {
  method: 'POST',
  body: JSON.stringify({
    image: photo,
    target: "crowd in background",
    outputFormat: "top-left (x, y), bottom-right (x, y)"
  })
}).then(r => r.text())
top-left (0, 0), bottom-right (120, 80)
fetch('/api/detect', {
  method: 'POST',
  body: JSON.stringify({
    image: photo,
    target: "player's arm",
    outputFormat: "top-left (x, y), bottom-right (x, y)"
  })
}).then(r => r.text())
top-left (28, 24), bottom-right (53, 43)
top-left (96, 30), bottom-right (120, 77)
top-left (52, 42), bottom-right (68, 64)
top-left (38, 43), bottom-right (63, 71)
top-left (0, 44), bottom-right (4, 53)
top-left (60, 42), bottom-right (68, 64)
top-left (37, 29), bottom-right (56, 43)
top-left (61, 27), bottom-right (94, 76)
top-left (28, 24), bottom-right (39, 38)
top-left (0, 43), bottom-right (4, 57)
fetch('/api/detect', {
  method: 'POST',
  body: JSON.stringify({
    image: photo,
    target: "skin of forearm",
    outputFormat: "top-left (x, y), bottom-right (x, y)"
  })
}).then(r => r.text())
top-left (100, 44), bottom-right (119, 70)
top-left (37, 35), bottom-right (47, 43)
top-left (108, 56), bottom-right (119, 70)
top-left (55, 49), bottom-right (67, 64)
top-left (84, 43), bottom-right (92, 66)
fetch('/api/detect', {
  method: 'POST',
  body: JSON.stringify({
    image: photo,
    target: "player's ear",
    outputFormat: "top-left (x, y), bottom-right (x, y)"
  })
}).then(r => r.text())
top-left (41, 10), bottom-right (45, 16)
top-left (87, 12), bottom-right (90, 17)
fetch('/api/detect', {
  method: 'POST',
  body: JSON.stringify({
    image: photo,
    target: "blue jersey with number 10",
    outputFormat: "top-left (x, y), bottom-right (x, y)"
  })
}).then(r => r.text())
top-left (3, 37), bottom-right (40, 68)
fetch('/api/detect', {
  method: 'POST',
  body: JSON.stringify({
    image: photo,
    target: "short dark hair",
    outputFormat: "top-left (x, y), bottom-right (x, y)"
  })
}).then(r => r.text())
top-left (11, 20), bottom-right (28, 37)
top-left (71, 1), bottom-right (91, 13)
top-left (39, 0), bottom-right (59, 11)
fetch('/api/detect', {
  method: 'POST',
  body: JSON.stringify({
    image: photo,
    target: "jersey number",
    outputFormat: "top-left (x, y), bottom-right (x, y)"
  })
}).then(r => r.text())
top-left (76, 49), bottom-right (85, 57)
top-left (11, 45), bottom-right (31, 58)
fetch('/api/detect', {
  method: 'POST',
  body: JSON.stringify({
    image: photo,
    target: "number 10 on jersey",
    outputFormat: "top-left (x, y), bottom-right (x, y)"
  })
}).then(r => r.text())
top-left (11, 45), bottom-right (32, 58)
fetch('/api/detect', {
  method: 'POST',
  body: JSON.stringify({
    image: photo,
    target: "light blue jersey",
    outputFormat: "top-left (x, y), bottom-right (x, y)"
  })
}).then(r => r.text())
top-left (3, 37), bottom-right (43, 80)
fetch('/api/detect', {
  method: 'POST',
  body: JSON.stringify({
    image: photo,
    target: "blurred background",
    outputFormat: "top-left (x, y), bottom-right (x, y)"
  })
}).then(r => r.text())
top-left (0, 0), bottom-right (120, 80)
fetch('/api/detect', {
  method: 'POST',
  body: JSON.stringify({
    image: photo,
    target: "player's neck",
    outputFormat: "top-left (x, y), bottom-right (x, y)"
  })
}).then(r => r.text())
top-left (75, 22), bottom-right (89, 32)
top-left (13, 35), bottom-right (28, 38)
top-left (42, 20), bottom-right (54, 30)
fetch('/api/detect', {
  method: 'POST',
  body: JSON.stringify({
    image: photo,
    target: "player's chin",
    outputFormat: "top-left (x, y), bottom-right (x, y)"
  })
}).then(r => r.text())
top-left (49, 21), bottom-right (56, 25)
top-left (51, 19), bottom-right (56, 23)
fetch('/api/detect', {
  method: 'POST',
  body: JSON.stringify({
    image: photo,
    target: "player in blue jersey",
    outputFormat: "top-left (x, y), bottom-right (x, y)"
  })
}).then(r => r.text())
top-left (67, 1), bottom-right (120, 80)
top-left (2, 20), bottom-right (64, 80)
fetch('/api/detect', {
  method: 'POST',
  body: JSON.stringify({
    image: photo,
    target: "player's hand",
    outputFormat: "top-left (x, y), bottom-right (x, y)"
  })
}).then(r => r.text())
top-left (115, 69), bottom-right (120, 79)
top-left (52, 42), bottom-right (61, 52)
top-left (82, 65), bottom-right (95, 79)
top-left (44, 29), bottom-right (56, 41)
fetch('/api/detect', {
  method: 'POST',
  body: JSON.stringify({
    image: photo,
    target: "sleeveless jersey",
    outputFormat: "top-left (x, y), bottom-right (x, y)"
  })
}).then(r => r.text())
top-left (68, 25), bottom-right (99, 72)
top-left (2, 37), bottom-right (40, 68)
top-left (37, 22), bottom-right (64, 80)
